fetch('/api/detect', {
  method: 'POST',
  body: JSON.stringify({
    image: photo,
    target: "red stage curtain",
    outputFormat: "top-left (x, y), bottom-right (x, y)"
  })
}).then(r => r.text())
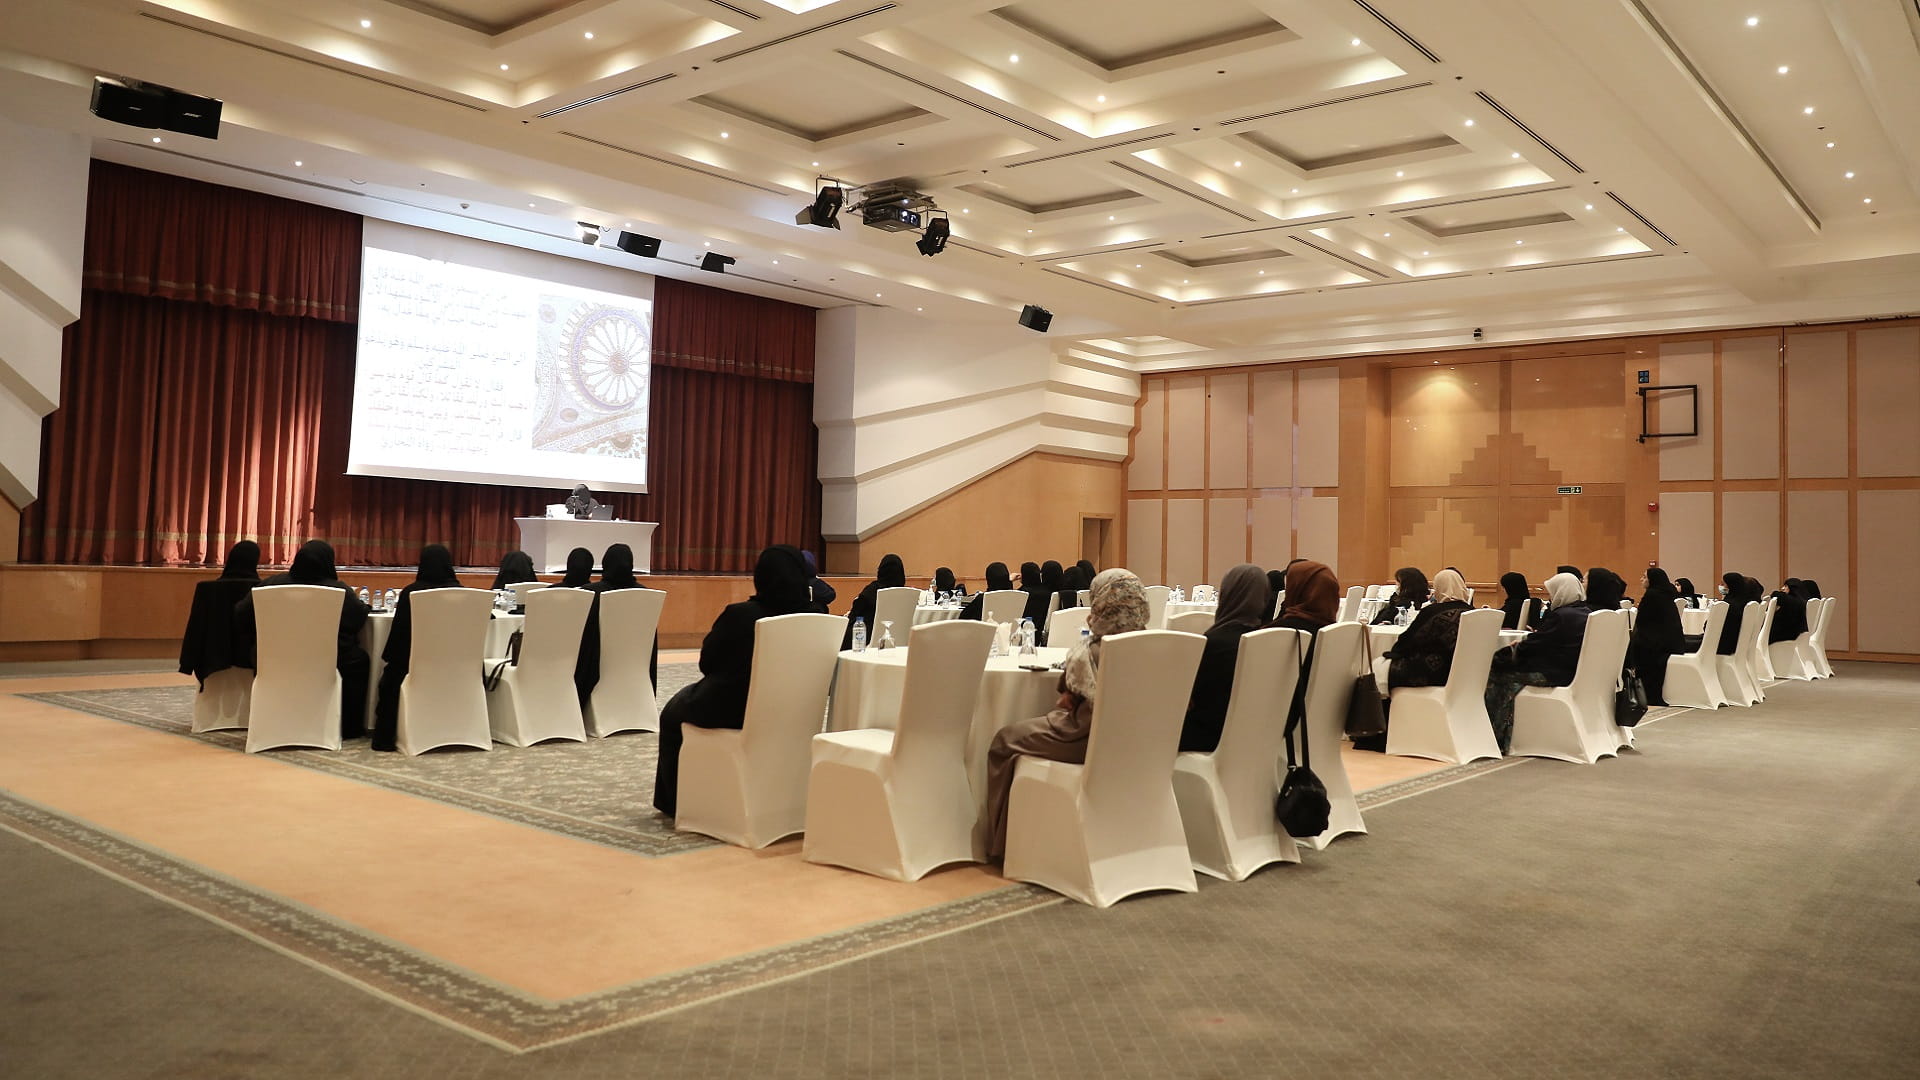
top-left (21, 163), bottom-right (820, 573)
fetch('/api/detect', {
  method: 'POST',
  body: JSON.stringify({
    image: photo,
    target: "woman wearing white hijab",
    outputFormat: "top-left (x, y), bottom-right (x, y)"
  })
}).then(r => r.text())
top-left (1481, 571), bottom-right (1589, 752)
top-left (982, 567), bottom-right (1149, 860)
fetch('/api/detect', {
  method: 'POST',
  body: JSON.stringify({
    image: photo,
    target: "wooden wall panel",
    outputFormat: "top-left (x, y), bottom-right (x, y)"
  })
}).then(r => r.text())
top-left (1249, 370), bottom-right (1293, 489)
top-left (1389, 365), bottom-right (1499, 487)
top-left (1207, 373), bottom-right (1248, 489)
top-left (1295, 367), bottom-right (1341, 488)
top-left (1440, 498), bottom-right (1501, 583)
top-left (1786, 489), bottom-right (1850, 650)
top-left (1164, 499), bottom-right (1205, 589)
top-left (1567, 497), bottom-right (1627, 581)
top-left (1856, 327), bottom-right (1920, 477)
top-left (1297, 496), bottom-right (1340, 575)
top-left (1657, 342), bottom-right (1715, 482)
top-left (1165, 376), bottom-right (1206, 491)
top-left (1206, 497), bottom-right (1248, 584)
top-left (1388, 497), bottom-right (1444, 577)
top-left (1657, 491), bottom-right (1716, 588)
top-left (1720, 337), bottom-right (1781, 480)
top-left (1511, 355), bottom-right (1627, 484)
top-left (1784, 332), bottom-right (1849, 478)
top-left (1126, 498), bottom-right (1163, 585)
top-left (1855, 489), bottom-right (1920, 654)
top-left (1127, 381), bottom-right (1165, 490)
top-left (1720, 490), bottom-right (1781, 587)
top-left (1250, 495), bottom-right (1291, 570)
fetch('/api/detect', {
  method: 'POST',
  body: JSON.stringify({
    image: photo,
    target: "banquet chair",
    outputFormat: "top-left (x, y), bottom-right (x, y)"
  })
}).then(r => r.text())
top-left (1510, 609), bottom-right (1630, 764)
top-left (484, 586), bottom-right (593, 746)
top-left (246, 585), bottom-right (346, 753)
top-left (981, 590), bottom-right (1029, 627)
top-left (1143, 585), bottom-right (1171, 629)
top-left (1663, 601), bottom-right (1729, 710)
top-left (873, 586), bottom-right (921, 646)
top-left (803, 620), bottom-right (995, 880)
top-left (1806, 598), bottom-right (1836, 678)
top-left (1171, 627), bottom-right (1309, 880)
top-left (675, 613), bottom-right (847, 848)
top-left (1004, 629), bottom-right (1205, 907)
top-left (1749, 598), bottom-right (1778, 683)
top-left (1767, 613), bottom-right (1816, 682)
top-left (1044, 591), bottom-right (1062, 630)
top-left (1384, 608), bottom-right (1504, 765)
top-left (1715, 602), bottom-right (1764, 707)
top-left (1047, 606), bottom-right (1089, 645)
top-left (1514, 599), bottom-right (1532, 632)
top-left (192, 667), bottom-right (253, 733)
top-left (1290, 622), bottom-right (1367, 849)
top-left (586, 588), bottom-right (667, 736)
top-left (1336, 586), bottom-right (1363, 624)
top-left (1077, 589), bottom-right (1090, 608)
top-left (506, 580), bottom-right (547, 608)
top-left (1167, 610), bottom-right (1215, 634)
top-left (396, 588), bottom-right (493, 756)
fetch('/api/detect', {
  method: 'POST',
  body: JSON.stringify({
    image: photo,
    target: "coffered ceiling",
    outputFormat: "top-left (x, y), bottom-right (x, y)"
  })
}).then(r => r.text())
top-left (1, 0), bottom-right (1917, 367)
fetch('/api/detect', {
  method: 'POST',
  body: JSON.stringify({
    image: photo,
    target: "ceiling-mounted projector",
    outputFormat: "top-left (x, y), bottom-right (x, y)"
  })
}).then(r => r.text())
top-left (851, 179), bottom-right (936, 233)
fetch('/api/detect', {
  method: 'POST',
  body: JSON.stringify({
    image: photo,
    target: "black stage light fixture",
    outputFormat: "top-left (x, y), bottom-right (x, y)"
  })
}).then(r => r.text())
top-left (615, 231), bottom-right (661, 257)
top-left (915, 213), bottom-right (950, 256)
top-left (576, 221), bottom-right (601, 246)
top-left (90, 76), bottom-right (222, 139)
top-left (1017, 304), bottom-right (1053, 333)
top-left (795, 183), bottom-right (845, 229)
top-left (701, 252), bottom-right (736, 273)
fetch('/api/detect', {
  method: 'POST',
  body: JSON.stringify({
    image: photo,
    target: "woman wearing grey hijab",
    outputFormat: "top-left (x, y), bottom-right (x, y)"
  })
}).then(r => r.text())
top-left (1178, 564), bottom-right (1270, 753)
top-left (1481, 571), bottom-right (1589, 752)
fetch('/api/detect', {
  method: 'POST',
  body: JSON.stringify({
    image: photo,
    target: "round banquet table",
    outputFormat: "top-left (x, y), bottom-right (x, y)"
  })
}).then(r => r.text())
top-left (828, 645), bottom-right (1070, 858)
top-left (913, 605), bottom-right (960, 626)
top-left (1680, 608), bottom-right (1710, 635)
top-left (361, 611), bottom-right (523, 724)
top-left (1364, 622), bottom-right (1528, 693)
top-left (1165, 601), bottom-right (1216, 621)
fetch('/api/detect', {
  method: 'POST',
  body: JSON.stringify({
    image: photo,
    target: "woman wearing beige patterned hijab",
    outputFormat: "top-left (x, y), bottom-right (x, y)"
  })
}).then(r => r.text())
top-left (982, 566), bottom-right (1149, 859)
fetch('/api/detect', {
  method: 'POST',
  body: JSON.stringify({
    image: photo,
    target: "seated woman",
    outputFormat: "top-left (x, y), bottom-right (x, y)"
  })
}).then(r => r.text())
top-left (1497, 572), bottom-right (1544, 630)
top-left (960, 562), bottom-right (1014, 621)
top-left (1769, 579), bottom-right (1810, 644)
top-left (1716, 571), bottom-right (1750, 655)
top-left (651, 545), bottom-right (812, 818)
top-left (563, 484), bottom-right (599, 519)
top-left (933, 566), bottom-right (959, 597)
top-left (841, 553), bottom-right (906, 649)
top-left (492, 550), bottom-right (538, 591)
top-left (1675, 577), bottom-right (1704, 608)
top-left (1585, 568), bottom-right (1628, 611)
top-left (1266, 560), bottom-right (1339, 636)
top-left (1482, 572), bottom-right (1588, 752)
top-left (1178, 563), bottom-right (1270, 753)
top-left (178, 540), bottom-right (261, 689)
top-left (555, 547), bottom-right (595, 589)
top-left (1631, 568), bottom-right (1686, 706)
top-left (983, 568), bottom-right (1149, 859)
top-left (577, 543), bottom-right (655, 708)
top-left (370, 544), bottom-right (463, 751)
top-left (236, 540), bottom-right (372, 739)
top-left (1371, 566), bottom-right (1431, 625)
top-left (1018, 561), bottom-right (1049, 626)
top-left (1381, 569), bottom-right (1473, 691)
top-left (803, 550), bottom-right (836, 614)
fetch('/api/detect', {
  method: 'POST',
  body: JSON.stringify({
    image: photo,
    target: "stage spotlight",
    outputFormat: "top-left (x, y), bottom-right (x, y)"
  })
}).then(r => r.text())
top-left (915, 213), bottom-right (950, 256)
top-left (796, 183), bottom-right (845, 229)
top-left (1017, 304), bottom-right (1052, 332)
top-left (701, 252), bottom-right (736, 273)
top-left (576, 221), bottom-right (601, 245)
top-left (615, 231), bottom-right (661, 257)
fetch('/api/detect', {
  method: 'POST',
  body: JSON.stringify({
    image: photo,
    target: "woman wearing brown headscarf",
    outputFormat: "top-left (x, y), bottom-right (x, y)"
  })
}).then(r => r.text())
top-left (1267, 560), bottom-right (1339, 633)
top-left (982, 568), bottom-right (1150, 859)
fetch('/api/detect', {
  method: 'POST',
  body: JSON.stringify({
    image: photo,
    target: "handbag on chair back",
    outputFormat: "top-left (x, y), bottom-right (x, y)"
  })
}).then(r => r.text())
top-left (1275, 634), bottom-right (1332, 838)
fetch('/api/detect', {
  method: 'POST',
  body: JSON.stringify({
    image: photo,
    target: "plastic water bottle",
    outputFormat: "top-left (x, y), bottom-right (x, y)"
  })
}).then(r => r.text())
top-left (357, 586), bottom-right (370, 607)
top-left (1080, 626), bottom-right (1092, 646)
top-left (1019, 617), bottom-right (1036, 655)
top-left (988, 620), bottom-right (1003, 657)
top-left (386, 589), bottom-right (398, 609)
top-left (852, 617), bottom-right (868, 653)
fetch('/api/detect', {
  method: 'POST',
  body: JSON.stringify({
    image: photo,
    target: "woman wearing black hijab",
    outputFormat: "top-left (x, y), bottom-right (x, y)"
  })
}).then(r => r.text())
top-left (1631, 568), bottom-right (1686, 706)
top-left (370, 544), bottom-right (464, 751)
top-left (556, 548), bottom-right (595, 589)
top-left (1371, 566), bottom-right (1431, 625)
top-left (841, 553), bottom-right (906, 650)
top-left (1716, 571), bottom-right (1750, 655)
top-left (1769, 578), bottom-right (1810, 644)
top-left (1585, 568), bottom-right (1628, 611)
top-left (652, 545), bottom-right (814, 817)
top-left (1179, 563), bottom-right (1270, 753)
top-left (179, 540), bottom-right (261, 688)
top-left (933, 567), bottom-right (958, 596)
top-left (961, 562), bottom-right (1013, 621)
top-left (1675, 577), bottom-right (1704, 607)
top-left (1497, 572), bottom-right (1543, 630)
top-left (491, 551), bottom-right (538, 590)
top-left (578, 543), bottom-right (654, 709)
top-left (236, 540), bottom-right (372, 739)
top-left (1019, 561), bottom-right (1050, 625)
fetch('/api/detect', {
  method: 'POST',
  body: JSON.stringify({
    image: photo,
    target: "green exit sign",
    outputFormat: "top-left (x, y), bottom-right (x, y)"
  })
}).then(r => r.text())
top-left (1557, 485), bottom-right (1583, 494)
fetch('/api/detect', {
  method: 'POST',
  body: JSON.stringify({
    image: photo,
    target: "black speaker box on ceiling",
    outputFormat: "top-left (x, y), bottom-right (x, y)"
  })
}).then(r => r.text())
top-left (615, 231), bottom-right (661, 258)
top-left (1018, 304), bottom-right (1053, 333)
top-left (90, 76), bottom-right (223, 139)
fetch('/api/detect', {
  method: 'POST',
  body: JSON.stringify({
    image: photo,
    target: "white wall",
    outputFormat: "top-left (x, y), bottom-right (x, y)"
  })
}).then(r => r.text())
top-left (0, 117), bottom-right (89, 507)
top-left (814, 307), bottom-right (1137, 540)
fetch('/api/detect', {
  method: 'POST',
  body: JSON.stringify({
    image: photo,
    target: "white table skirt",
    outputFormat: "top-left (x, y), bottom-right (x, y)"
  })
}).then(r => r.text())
top-left (362, 611), bottom-right (523, 723)
top-left (1166, 601), bottom-right (1216, 620)
top-left (1681, 608), bottom-right (1709, 635)
top-left (913, 606), bottom-right (960, 626)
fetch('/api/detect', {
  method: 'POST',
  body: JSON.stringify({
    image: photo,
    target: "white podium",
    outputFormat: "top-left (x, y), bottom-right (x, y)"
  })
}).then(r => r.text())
top-left (513, 518), bottom-right (658, 573)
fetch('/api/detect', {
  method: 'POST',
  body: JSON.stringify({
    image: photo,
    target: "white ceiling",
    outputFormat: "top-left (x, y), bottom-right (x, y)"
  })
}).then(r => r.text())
top-left (1, 0), bottom-right (1917, 368)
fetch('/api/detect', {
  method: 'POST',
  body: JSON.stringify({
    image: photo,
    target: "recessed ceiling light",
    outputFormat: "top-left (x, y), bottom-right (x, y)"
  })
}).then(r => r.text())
top-left (1027, 228), bottom-right (1033, 233)
top-left (1258, 270), bottom-right (1265, 275)
top-left (1515, 239), bottom-right (1523, 245)
top-left (1395, 170), bottom-right (1404, 177)
top-left (528, 202), bottom-right (535, 208)
top-left (1585, 203), bottom-right (1594, 210)
top-left (916, 307), bottom-right (923, 312)
top-left (151, 136), bottom-right (161, 143)
top-left (703, 241), bottom-right (710, 247)
top-left (1108, 215), bottom-right (1115, 221)
top-left (1825, 142), bottom-right (1835, 149)
top-left (1510, 152), bottom-right (1520, 159)
top-left (720, 131), bottom-right (729, 138)
top-left (1351, 38), bottom-right (1362, 46)
top-left (876, 293), bottom-right (882, 298)
top-left (1863, 197), bottom-right (1873, 204)
top-left (1616, 226), bottom-right (1625, 232)
top-left (1464, 119), bottom-right (1475, 127)
top-left (1233, 160), bottom-right (1242, 167)
top-left (962, 208), bottom-right (970, 213)
top-left (500, 64), bottom-right (509, 71)
top-left (1096, 94), bottom-right (1106, 103)
top-left (1845, 171), bottom-right (1855, 179)
top-left (360, 19), bottom-right (371, 29)
top-left (584, 31), bottom-right (594, 39)
top-left (1008, 53), bottom-right (1019, 63)
top-left (1290, 188), bottom-right (1299, 194)
top-left (1422, 250), bottom-right (1430, 256)
top-left (1182, 279), bottom-right (1188, 283)
top-left (1803, 106), bottom-right (1815, 115)
top-left (772, 259), bottom-right (779, 265)
top-left (1383, 232), bottom-right (1391, 237)
top-left (293, 160), bottom-right (302, 167)
top-left (1746, 16), bottom-right (1759, 27)
top-left (1134, 264), bottom-right (1141, 268)
top-left (1777, 65), bottom-right (1789, 74)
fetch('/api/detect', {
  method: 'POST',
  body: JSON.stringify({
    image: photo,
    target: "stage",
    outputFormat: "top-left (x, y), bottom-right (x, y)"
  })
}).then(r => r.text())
top-left (0, 564), bottom-right (878, 661)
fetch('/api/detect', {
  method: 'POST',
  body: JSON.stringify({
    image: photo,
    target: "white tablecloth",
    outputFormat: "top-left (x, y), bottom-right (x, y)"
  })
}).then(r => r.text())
top-left (913, 605), bottom-right (960, 626)
top-left (1681, 608), bottom-right (1709, 635)
top-left (1364, 624), bottom-right (1527, 665)
top-left (828, 645), bottom-right (1070, 858)
top-left (362, 612), bottom-right (523, 722)
top-left (1166, 601), bottom-right (1216, 620)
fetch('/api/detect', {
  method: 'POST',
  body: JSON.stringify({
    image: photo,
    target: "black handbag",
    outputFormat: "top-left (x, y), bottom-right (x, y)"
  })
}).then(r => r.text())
top-left (482, 630), bottom-right (524, 692)
top-left (1345, 627), bottom-right (1387, 737)
top-left (1615, 668), bottom-right (1649, 727)
top-left (1274, 635), bottom-right (1332, 838)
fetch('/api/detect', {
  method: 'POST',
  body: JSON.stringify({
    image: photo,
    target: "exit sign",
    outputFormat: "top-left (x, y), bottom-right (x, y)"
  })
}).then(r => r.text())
top-left (1557, 485), bottom-right (1583, 494)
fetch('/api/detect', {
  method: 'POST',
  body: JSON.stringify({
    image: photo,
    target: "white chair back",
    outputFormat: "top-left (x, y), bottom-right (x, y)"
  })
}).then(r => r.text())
top-left (1384, 609), bottom-right (1502, 764)
top-left (507, 580), bottom-right (547, 607)
top-left (1046, 606), bottom-right (1089, 644)
top-left (1673, 596), bottom-right (1688, 621)
top-left (1661, 600), bottom-right (1728, 710)
top-left (1291, 622), bottom-right (1366, 848)
top-left (1514, 597), bottom-right (1533, 632)
top-left (890, 620), bottom-right (997, 776)
top-left (398, 587), bottom-right (492, 755)
top-left (981, 589), bottom-right (1029, 626)
top-left (873, 586), bottom-right (920, 641)
top-left (1807, 597), bottom-right (1836, 677)
top-left (1142, 585), bottom-right (1171, 629)
top-left (192, 667), bottom-right (253, 733)
top-left (1079, 630), bottom-right (1205, 806)
top-left (1442, 608), bottom-right (1504, 712)
top-left (740, 613), bottom-right (849, 772)
top-left (586, 588), bottom-right (667, 736)
top-left (1336, 585), bottom-right (1363, 623)
top-left (1044, 591), bottom-right (1062, 627)
top-left (1749, 597), bottom-right (1778, 682)
top-left (519, 586), bottom-right (593, 668)
top-left (1167, 610), bottom-right (1215, 634)
top-left (247, 586), bottom-right (346, 752)
top-left (485, 586), bottom-right (594, 746)
top-left (1077, 589), bottom-right (1091, 608)
top-left (1511, 609), bottom-right (1630, 762)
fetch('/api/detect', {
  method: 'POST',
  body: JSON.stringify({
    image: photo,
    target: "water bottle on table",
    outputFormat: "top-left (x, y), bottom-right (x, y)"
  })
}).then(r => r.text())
top-left (852, 617), bottom-right (868, 653)
top-left (1018, 617), bottom-right (1036, 655)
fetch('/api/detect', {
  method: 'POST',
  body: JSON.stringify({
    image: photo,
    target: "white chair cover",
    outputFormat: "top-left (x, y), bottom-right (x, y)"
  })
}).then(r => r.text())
top-left (1715, 602), bottom-right (1764, 707)
top-left (397, 588), bottom-right (493, 756)
top-left (587, 588), bottom-right (667, 736)
top-left (1662, 601), bottom-right (1729, 710)
top-left (980, 590), bottom-right (1029, 626)
top-left (1004, 629), bottom-right (1205, 906)
top-left (1167, 610), bottom-right (1215, 634)
top-left (676, 612), bottom-right (847, 848)
top-left (506, 580), bottom-right (548, 607)
top-left (1510, 609), bottom-right (1630, 764)
top-left (873, 587), bottom-right (920, 645)
top-left (1044, 591), bottom-right (1061, 628)
top-left (484, 586), bottom-right (593, 746)
top-left (1806, 598), bottom-right (1836, 678)
top-left (803, 620), bottom-right (995, 880)
top-left (1749, 597), bottom-right (1778, 683)
top-left (1172, 628), bottom-right (1309, 881)
top-left (1047, 606), bottom-right (1089, 644)
top-left (1767, 598), bottom-right (1816, 681)
top-left (1142, 585), bottom-right (1171, 629)
top-left (1290, 622), bottom-right (1366, 849)
top-left (1336, 586), bottom-right (1363, 624)
top-left (192, 667), bottom-right (252, 733)
top-left (246, 585), bottom-right (345, 753)
top-left (1384, 608), bottom-right (1503, 764)
top-left (1077, 589), bottom-right (1091, 607)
